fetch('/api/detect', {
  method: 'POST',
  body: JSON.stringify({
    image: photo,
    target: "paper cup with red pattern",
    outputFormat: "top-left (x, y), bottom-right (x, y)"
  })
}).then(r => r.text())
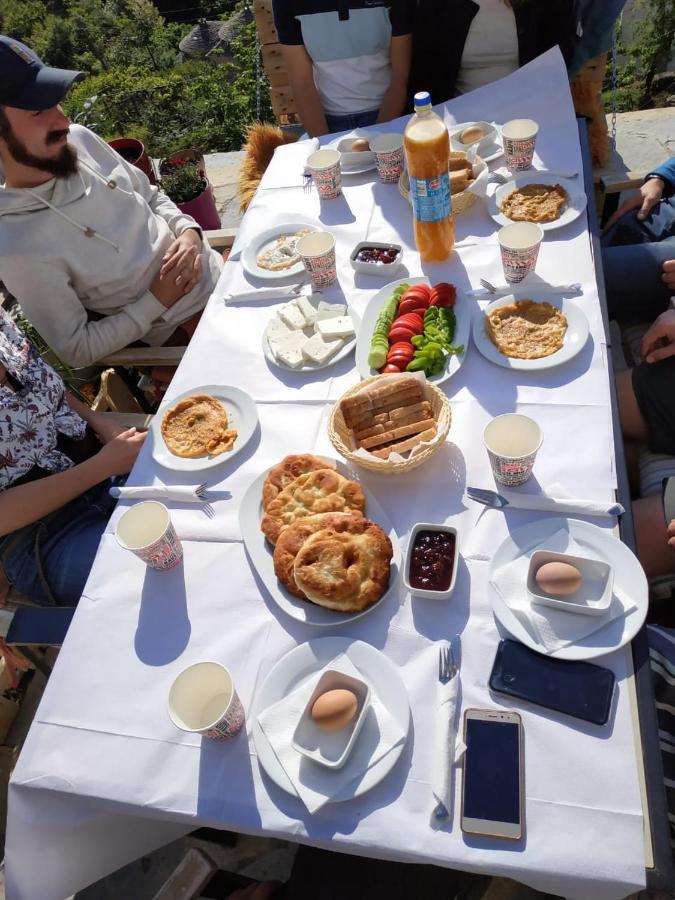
top-left (169, 661), bottom-right (245, 741)
top-left (483, 414), bottom-right (543, 486)
top-left (297, 231), bottom-right (337, 288)
top-left (501, 119), bottom-right (539, 172)
top-left (307, 148), bottom-right (342, 199)
top-left (370, 133), bottom-right (405, 184)
top-left (498, 222), bottom-right (544, 284)
top-left (115, 500), bottom-right (183, 570)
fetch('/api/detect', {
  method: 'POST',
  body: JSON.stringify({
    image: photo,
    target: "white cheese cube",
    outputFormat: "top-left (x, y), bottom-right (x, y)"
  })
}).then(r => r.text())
top-left (316, 315), bottom-right (354, 340)
top-left (296, 295), bottom-right (318, 326)
top-left (315, 301), bottom-right (346, 321)
top-left (268, 329), bottom-right (305, 359)
top-left (277, 346), bottom-right (305, 368)
top-left (301, 333), bottom-right (342, 364)
top-left (266, 317), bottom-right (292, 343)
top-left (278, 300), bottom-right (306, 330)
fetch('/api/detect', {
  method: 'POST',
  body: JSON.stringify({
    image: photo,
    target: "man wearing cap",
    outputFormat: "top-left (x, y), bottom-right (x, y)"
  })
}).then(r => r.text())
top-left (0, 36), bottom-right (222, 369)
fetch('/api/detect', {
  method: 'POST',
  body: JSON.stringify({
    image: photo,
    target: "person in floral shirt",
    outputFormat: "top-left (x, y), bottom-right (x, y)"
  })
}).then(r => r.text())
top-left (0, 307), bottom-right (145, 605)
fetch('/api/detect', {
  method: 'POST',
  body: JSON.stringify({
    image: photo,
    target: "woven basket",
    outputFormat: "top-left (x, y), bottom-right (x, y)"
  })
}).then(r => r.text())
top-left (328, 376), bottom-right (451, 475)
top-left (399, 155), bottom-right (485, 215)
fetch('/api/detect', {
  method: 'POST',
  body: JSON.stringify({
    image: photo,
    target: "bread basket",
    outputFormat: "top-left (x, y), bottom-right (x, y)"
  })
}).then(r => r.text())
top-left (328, 375), bottom-right (451, 475)
top-left (399, 155), bottom-right (487, 215)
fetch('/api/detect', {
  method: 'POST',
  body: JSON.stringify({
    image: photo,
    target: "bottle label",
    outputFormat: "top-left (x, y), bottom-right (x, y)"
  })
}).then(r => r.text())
top-left (409, 172), bottom-right (452, 222)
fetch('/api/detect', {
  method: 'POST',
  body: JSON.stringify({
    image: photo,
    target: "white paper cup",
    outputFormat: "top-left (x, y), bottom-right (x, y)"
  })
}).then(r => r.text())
top-left (297, 231), bottom-right (337, 288)
top-left (169, 661), bottom-right (245, 741)
top-left (307, 149), bottom-right (342, 199)
top-left (370, 133), bottom-right (404, 184)
top-left (498, 222), bottom-right (544, 283)
top-left (115, 500), bottom-right (183, 570)
top-left (483, 413), bottom-right (543, 486)
top-left (501, 118), bottom-right (539, 171)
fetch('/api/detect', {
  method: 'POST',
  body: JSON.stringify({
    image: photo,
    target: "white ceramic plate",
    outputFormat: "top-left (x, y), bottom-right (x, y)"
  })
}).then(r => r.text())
top-left (489, 517), bottom-right (648, 660)
top-left (355, 276), bottom-right (470, 385)
top-left (487, 174), bottom-right (587, 232)
top-left (472, 293), bottom-right (589, 371)
top-left (262, 308), bottom-right (361, 373)
top-left (326, 133), bottom-right (377, 175)
top-left (151, 385), bottom-right (258, 472)
top-left (239, 456), bottom-right (401, 626)
top-left (449, 121), bottom-right (503, 162)
top-left (251, 637), bottom-right (410, 800)
top-left (242, 223), bottom-right (318, 282)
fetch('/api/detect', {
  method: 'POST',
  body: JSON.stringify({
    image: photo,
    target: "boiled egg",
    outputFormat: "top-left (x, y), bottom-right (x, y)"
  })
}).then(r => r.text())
top-left (310, 688), bottom-right (358, 732)
top-left (459, 125), bottom-right (484, 145)
top-left (351, 138), bottom-right (370, 152)
top-left (535, 561), bottom-right (583, 596)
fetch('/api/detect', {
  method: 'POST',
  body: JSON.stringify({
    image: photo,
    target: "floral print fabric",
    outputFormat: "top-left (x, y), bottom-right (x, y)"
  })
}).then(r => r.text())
top-left (0, 308), bottom-right (86, 491)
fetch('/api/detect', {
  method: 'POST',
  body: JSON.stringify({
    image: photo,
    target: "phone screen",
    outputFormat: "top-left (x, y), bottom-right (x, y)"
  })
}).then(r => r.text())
top-left (463, 716), bottom-right (522, 836)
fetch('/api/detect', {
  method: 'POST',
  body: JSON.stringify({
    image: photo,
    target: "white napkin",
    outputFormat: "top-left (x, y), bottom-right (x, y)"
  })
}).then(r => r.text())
top-left (430, 674), bottom-right (465, 829)
top-left (110, 485), bottom-right (207, 503)
top-left (257, 653), bottom-right (406, 813)
top-left (495, 485), bottom-right (623, 519)
top-left (222, 285), bottom-right (308, 306)
top-left (490, 528), bottom-right (637, 653)
top-left (259, 138), bottom-right (320, 190)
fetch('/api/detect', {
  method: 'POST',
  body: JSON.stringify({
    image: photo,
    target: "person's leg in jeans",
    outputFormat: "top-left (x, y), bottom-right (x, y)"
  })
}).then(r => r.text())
top-left (602, 237), bottom-right (675, 321)
top-left (324, 109), bottom-right (379, 134)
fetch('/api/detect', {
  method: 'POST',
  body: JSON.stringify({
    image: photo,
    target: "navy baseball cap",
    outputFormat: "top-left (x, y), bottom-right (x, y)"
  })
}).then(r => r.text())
top-left (0, 36), bottom-right (85, 110)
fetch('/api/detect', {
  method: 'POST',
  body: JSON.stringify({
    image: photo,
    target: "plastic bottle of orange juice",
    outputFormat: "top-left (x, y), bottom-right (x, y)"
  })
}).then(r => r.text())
top-left (404, 91), bottom-right (454, 262)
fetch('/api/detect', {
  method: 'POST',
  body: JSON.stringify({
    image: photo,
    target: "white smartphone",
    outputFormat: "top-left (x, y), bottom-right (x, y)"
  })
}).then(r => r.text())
top-left (461, 708), bottom-right (524, 840)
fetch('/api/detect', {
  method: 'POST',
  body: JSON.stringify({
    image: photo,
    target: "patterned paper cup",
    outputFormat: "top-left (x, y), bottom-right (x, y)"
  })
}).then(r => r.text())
top-left (115, 500), bottom-right (183, 570)
top-left (370, 133), bottom-right (405, 184)
top-left (307, 149), bottom-right (342, 199)
top-left (502, 119), bottom-right (539, 172)
top-left (498, 222), bottom-right (544, 284)
top-left (297, 231), bottom-right (337, 288)
top-left (483, 414), bottom-right (543, 486)
top-left (169, 661), bottom-right (245, 741)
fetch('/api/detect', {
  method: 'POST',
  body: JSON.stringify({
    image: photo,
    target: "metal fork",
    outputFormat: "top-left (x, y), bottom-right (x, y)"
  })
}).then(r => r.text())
top-left (488, 169), bottom-right (578, 185)
top-left (479, 277), bottom-right (582, 294)
top-left (466, 486), bottom-right (509, 508)
top-left (434, 643), bottom-right (459, 820)
top-left (303, 171), bottom-right (312, 193)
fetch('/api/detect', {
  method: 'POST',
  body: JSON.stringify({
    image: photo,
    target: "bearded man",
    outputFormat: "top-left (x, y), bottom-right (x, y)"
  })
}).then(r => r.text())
top-left (0, 36), bottom-right (222, 368)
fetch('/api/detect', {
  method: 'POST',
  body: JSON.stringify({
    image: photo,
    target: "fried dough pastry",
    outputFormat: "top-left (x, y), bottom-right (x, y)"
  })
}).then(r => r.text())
top-left (273, 512), bottom-right (366, 598)
top-left (293, 519), bottom-right (393, 613)
top-left (262, 453), bottom-right (335, 510)
top-left (161, 394), bottom-right (238, 458)
top-left (485, 300), bottom-right (568, 359)
top-left (261, 468), bottom-right (365, 545)
top-left (500, 183), bottom-right (568, 223)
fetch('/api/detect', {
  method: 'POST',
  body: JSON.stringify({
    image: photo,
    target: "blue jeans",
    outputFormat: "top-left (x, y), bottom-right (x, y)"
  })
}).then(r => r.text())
top-left (324, 109), bottom-right (379, 134)
top-left (0, 479), bottom-right (119, 606)
top-left (601, 198), bottom-right (675, 321)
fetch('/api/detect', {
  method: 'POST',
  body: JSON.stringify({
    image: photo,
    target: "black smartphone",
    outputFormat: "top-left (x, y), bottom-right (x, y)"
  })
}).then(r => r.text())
top-left (489, 639), bottom-right (615, 726)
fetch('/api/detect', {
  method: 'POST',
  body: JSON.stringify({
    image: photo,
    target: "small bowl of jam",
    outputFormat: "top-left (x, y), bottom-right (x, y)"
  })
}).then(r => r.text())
top-left (404, 523), bottom-right (459, 600)
top-left (350, 241), bottom-right (403, 276)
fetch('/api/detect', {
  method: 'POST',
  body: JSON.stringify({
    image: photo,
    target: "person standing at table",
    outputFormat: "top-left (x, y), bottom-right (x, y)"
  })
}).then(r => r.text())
top-left (409, 0), bottom-right (577, 104)
top-left (272, 1), bottom-right (415, 137)
top-left (0, 36), bottom-right (223, 371)
top-left (0, 307), bottom-right (146, 607)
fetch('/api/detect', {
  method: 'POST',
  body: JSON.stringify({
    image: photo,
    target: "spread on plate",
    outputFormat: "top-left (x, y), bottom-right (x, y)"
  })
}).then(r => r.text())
top-left (485, 299), bottom-right (568, 360)
top-left (500, 183), bottom-right (568, 223)
top-left (161, 394), bottom-right (238, 458)
top-left (256, 229), bottom-right (312, 271)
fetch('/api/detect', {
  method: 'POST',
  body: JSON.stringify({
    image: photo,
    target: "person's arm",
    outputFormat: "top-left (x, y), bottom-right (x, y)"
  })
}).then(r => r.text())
top-left (280, 43), bottom-right (328, 138)
top-left (376, 34), bottom-right (412, 124)
top-left (640, 308), bottom-right (675, 363)
top-left (0, 427), bottom-right (145, 537)
top-left (603, 176), bottom-right (665, 230)
top-left (649, 157), bottom-right (675, 195)
top-left (66, 393), bottom-right (141, 446)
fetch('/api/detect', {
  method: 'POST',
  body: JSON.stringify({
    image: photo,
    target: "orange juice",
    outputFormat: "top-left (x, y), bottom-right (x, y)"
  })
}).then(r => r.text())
top-left (404, 92), bottom-right (455, 262)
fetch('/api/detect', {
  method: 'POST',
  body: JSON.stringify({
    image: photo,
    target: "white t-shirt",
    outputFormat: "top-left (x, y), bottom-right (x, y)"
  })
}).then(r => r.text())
top-left (455, 0), bottom-right (519, 96)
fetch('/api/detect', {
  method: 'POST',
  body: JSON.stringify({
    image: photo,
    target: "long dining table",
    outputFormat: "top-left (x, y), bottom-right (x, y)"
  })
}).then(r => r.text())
top-left (5, 48), bottom-right (663, 900)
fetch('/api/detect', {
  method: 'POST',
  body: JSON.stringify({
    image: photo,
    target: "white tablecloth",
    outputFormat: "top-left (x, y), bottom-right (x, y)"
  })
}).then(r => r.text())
top-left (6, 49), bottom-right (646, 900)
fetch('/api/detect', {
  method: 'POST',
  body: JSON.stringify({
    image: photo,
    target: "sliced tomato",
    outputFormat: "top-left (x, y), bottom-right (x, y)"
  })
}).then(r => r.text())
top-left (398, 296), bottom-right (429, 316)
top-left (430, 282), bottom-right (457, 308)
top-left (387, 347), bottom-right (415, 363)
top-left (396, 311), bottom-right (424, 326)
top-left (401, 284), bottom-right (431, 302)
top-left (381, 363), bottom-right (401, 373)
top-left (389, 327), bottom-right (416, 343)
top-left (389, 341), bottom-right (415, 354)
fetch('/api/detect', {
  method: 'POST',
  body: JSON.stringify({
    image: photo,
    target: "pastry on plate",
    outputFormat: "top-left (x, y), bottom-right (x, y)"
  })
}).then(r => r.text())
top-left (256, 229), bottom-right (312, 271)
top-left (261, 468), bottom-right (365, 545)
top-left (485, 299), bottom-right (568, 359)
top-left (292, 517), bottom-right (393, 613)
top-left (500, 183), bottom-right (568, 223)
top-left (262, 453), bottom-right (335, 510)
top-left (161, 394), bottom-right (238, 458)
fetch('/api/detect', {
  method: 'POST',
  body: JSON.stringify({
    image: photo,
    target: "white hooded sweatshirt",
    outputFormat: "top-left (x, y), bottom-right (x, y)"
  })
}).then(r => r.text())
top-left (0, 124), bottom-right (223, 368)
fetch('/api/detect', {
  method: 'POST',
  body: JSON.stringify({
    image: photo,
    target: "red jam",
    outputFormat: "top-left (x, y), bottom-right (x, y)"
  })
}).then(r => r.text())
top-left (355, 245), bottom-right (400, 264)
top-left (409, 530), bottom-right (455, 592)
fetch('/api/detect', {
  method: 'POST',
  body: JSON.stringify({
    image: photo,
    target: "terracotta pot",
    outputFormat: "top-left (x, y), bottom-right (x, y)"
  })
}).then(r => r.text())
top-left (108, 137), bottom-right (156, 183)
top-left (177, 178), bottom-right (221, 230)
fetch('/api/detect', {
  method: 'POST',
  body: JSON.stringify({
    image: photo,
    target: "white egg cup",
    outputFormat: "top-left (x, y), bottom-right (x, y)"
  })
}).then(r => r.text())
top-left (526, 550), bottom-right (613, 617)
top-left (292, 669), bottom-right (371, 769)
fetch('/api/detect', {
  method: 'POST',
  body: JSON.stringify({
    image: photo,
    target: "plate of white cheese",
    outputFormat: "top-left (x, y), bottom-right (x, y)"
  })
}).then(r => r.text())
top-left (262, 295), bottom-right (359, 371)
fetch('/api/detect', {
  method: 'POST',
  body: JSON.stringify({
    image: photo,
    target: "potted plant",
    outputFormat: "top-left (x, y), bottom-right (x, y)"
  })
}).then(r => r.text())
top-left (108, 137), bottom-right (157, 183)
top-left (158, 157), bottom-right (221, 230)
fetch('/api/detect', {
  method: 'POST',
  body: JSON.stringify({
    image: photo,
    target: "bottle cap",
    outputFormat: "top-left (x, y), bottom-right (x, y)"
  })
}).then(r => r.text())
top-left (413, 91), bottom-right (432, 110)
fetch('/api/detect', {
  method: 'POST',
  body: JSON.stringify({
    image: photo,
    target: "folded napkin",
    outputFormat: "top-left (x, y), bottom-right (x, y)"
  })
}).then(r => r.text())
top-left (110, 485), bottom-right (207, 503)
top-left (490, 528), bottom-right (637, 653)
top-left (496, 486), bottom-right (623, 519)
top-left (259, 138), bottom-right (320, 191)
top-left (257, 653), bottom-right (406, 813)
top-left (222, 284), bottom-right (308, 306)
top-left (430, 674), bottom-right (465, 829)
